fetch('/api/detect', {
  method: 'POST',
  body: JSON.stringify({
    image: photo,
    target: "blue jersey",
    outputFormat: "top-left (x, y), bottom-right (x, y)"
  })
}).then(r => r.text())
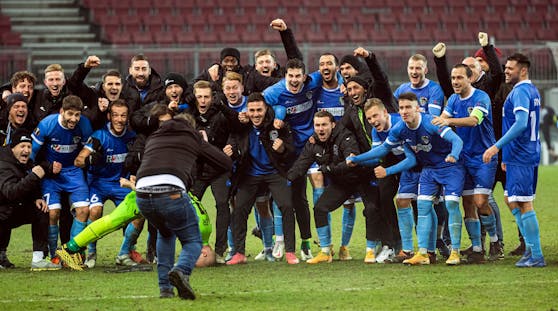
top-left (444, 88), bottom-right (495, 162)
top-left (316, 85), bottom-right (344, 121)
top-left (228, 96), bottom-right (247, 113)
top-left (502, 80), bottom-right (541, 166)
top-left (248, 127), bottom-right (276, 176)
top-left (85, 122), bottom-right (136, 181)
top-left (372, 113), bottom-right (405, 159)
top-left (263, 71), bottom-right (322, 151)
top-left (394, 79), bottom-right (445, 116)
top-left (386, 113), bottom-right (455, 168)
top-left (31, 114), bottom-right (92, 168)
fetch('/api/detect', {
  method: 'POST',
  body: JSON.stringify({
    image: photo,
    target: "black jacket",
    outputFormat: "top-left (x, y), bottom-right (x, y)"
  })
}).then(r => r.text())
top-left (121, 68), bottom-right (165, 113)
top-left (0, 147), bottom-right (43, 221)
top-left (228, 106), bottom-right (297, 185)
top-left (287, 125), bottom-right (374, 184)
top-left (136, 118), bottom-right (233, 189)
top-left (340, 103), bottom-right (374, 154)
top-left (31, 86), bottom-right (72, 127)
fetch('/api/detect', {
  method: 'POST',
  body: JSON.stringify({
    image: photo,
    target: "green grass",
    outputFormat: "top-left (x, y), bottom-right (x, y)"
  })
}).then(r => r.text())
top-left (1, 166), bottom-right (558, 310)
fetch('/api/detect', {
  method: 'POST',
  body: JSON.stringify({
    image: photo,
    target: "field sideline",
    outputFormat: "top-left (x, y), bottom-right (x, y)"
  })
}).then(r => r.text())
top-left (1, 166), bottom-right (557, 310)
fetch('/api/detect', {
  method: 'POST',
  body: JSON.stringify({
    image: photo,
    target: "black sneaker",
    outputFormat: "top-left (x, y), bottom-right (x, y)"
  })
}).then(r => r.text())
top-left (488, 241), bottom-right (504, 261)
top-left (0, 253), bottom-right (15, 268)
top-left (464, 251), bottom-right (485, 264)
top-left (461, 246), bottom-right (473, 257)
top-left (169, 269), bottom-right (196, 300)
top-left (509, 239), bottom-right (525, 256)
top-left (436, 239), bottom-right (450, 259)
top-left (160, 288), bottom-right (175, 298)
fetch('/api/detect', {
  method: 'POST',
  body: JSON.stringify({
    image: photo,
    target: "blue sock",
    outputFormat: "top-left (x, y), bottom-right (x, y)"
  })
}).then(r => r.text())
top-left (70, 219), bottom-right (87, 241)
top-left (313, 187), bottom-right (325, 206)
top-left (416, 200), bottom-right (433, 251)
top-left (254, 207), bottom-right (261, 229)
top-left (119, 222), bottom-right (141, 256)
top-left (366, 239), bottom-right (377, 250)
top-left (479, 214), bottom-right (497, 240)
top-left (464, 218), bottom-right (481, 249)
top-left (445, 200), bottom-right (462, 250)
top-left (488, 193), bottom-right (504, 241)
top-left (227, 226), bottom-right (235, 253)
top-left (260, 215), bottom-right (274, 249)
top-left (397, 207), bottom-right (414, 252)
top-left (521, 210), bottom-right (543, 258)
top-left (428, 208), bottom-right (438, 252)
top-left (316, 225), bottom-right (331, 252)
top-left (341, 207), bottom-right (355, 247)
top-left (272, 201), bottom-right (283, 237)
top-left (327, 212), bottom-right (332, 240)
top-left (48, 225), bottom-right (59, 258)
top-left (86, 219), bottom-right (96, 254)
top-left (511, 208), bottom-right (524, 236)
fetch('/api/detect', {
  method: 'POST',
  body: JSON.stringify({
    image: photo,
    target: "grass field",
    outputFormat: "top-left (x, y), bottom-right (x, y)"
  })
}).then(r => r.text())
top-left (1, 166), bottom-right (558, 310)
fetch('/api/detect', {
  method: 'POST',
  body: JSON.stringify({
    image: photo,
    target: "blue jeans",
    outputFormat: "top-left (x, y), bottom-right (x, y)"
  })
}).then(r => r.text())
top-left (136, 192), bottom-right (202, 291)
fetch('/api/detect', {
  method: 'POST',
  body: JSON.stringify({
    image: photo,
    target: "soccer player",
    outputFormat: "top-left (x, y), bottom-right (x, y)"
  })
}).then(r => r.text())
top-left (73, 99), bottom-right (136, 268)
top-left (31, 95), bottom-right (92, 260)
top-left (348, 92), bottom-right (465, 265)
top-left (264, 58), bottom-right (323, 260)
top-left (226, 93), bottom-right (299, 265)
top-left (287, 111), bottom-right (379, 264)
top-left (483, 53), bottom-right (545, 267)
top-left (432, 64), bottom-right (500, 263)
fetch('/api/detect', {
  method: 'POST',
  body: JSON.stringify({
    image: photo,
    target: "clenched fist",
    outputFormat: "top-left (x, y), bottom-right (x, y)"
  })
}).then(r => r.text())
top-left (432, 42), bottom-right (446, 58)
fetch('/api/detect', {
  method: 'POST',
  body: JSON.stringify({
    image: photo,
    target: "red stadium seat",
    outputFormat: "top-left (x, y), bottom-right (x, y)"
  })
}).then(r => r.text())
top-left (347, 30), bottom-right (368, 44)
top-left (239, 31), bottom-right (262, 44)
top-left (121, 15), bottom-right (143, 32)
top-left (368, 29), bottom-right (391, 44)
top-left (175, 29), bottom-right (198, 44)
top-left (304, 29), bottom-right (327, 43)
top-left (131, 31), bottom-right (154, 45)
top-left (390, 28), bottom-right (412, 43)
top-left (495, 29), bottom-right (517, 43)
top-left (537, 28), bottom-right (557, 41)
top-left (143, 14), bottom-right (165, 32)
top-left (154, 31), bottom-right (176, 46)
top-left (1, 32), bottom-right (22, 46)
top-left (106, 31), bottom-right (133, 45)
top-left (328, 30), bottom-right (348, 43)
top-left (197, 31), bottom-right (219, 44)
top-left (432, 28), bottom-right (455, 43)
top-left (482, 13), bottom-right (502, 30)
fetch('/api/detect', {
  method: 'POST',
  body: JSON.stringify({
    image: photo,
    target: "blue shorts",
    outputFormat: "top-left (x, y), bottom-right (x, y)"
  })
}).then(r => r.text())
top-left (418, 164), bottom-right (465, 202)
top-left (89, 179), bottom-right (132, 208)
top-left (463, 159), bottom-right (497, 196)
top-left (505, 164), bottom-right (538, 202)
top-left (397, 170), bottom-right (420, 199)
top-left (42, 166), bottom-right (89, 210)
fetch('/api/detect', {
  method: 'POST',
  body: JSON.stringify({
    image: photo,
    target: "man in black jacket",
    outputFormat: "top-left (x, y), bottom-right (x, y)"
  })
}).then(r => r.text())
top-left (135, 113), bottom-right (232, 299)
top-left (0, 128), bottom-right (61, 270)
top-left (287, 111), bottom-right (380, 264)
top-left (121, 54), bottom-right (164, 113)
top-left (225, 92), bottom-right (299, 265)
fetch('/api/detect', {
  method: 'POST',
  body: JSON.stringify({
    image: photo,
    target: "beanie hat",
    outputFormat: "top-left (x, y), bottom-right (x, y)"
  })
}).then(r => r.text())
top-left (10, 128), bottom-right (32, 148)
top-left (220, 47), bottom-right (241, 62)
top-left (339, 55), bottom-right (362, 72)
top-left (346, 75), bottom-right (370, 90)
top-left (474, 47), bottom-right (503, 62)
top-left (6, 93), bottom-right (28, 110)
top-left (164, 72), bottom-right (188, 90)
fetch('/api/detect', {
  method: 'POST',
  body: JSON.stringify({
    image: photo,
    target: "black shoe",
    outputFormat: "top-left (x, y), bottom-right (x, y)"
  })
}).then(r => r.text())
top-left (146, 246), bottom-right (157, 264)
top-left (464, 251), bottom-right (485, 264)
top-left (461, 245), bottom-right (473, 257)
top-left (251, 226), bottom-right (262, 240)
top-left (488, 241), bottom-right (504, 261)
top-left (509, 239), bottom-right (526, 256)
top-left (436, 239), bottom-right (450, 259)
top-left (428, 251), bottom-right (437, 264)
top-left (160, 288), bottom-right (175, 298)
top-left (169, 269), bottom-right (196, 300)
top-left (0, 253), bottom-right (15, 269)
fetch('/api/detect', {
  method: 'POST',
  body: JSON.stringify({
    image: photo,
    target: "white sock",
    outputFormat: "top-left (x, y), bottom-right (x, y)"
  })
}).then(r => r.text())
top-left (275, 235), bottom-right (284, 242)
top-left (321, 247), bottom-right (330, 254)
top-left (32, 251), bottom-right (44, 263)
top-left (490, 235), bottom-right (498, 243)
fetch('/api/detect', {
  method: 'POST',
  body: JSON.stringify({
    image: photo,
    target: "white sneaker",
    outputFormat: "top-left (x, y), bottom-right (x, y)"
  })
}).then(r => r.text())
top-left (84, 253), bottom-right (97, 268)
top-left (375, 246), bottom-right (394, 264)
top-left (272, 241), bottom-right (285, 259)
top-left (115, 254), bottom-right (137, 266)
top-left (300, 248), bottom-right (313, 261)
top-left (254, 249), bottom-right (266, 261)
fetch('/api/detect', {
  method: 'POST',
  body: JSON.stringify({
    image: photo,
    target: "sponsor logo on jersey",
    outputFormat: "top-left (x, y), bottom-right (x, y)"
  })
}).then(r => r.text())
top-left (106, 153), bottom-right (127, 163)
top-left (51, 144), bottom-right (78, 153)
top-left (286, 100), bottom-right (313, 115)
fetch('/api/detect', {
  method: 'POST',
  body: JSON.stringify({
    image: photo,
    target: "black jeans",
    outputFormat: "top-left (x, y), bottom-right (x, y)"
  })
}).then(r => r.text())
top-left (377, 174), bottom-right (401, 247)
top-left (191, 172), bottom-right (231, 255)
top-left (232, 173), bottom-right (295, 254)
top-left (0, 204), bottom-right (49, 253)
top-left (291, 175), bottom-right (312, 240)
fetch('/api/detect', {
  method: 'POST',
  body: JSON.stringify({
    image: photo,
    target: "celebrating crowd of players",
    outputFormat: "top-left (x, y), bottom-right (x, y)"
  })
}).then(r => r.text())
top-left (0, 19), bottom-right (546, 300)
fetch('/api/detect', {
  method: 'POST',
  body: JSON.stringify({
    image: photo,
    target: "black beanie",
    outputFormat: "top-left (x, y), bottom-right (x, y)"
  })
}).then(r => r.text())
top-left (10, 128), bottom-right (32, 148)
top-left (339, 55), bottom-right (362, 72)
top-left (220, 47), bottom-right (241, 63)
top-left (164, 72), bottom-right (188, 90)
top-left (346, 75), bottom-right (370, 90)
top-left (6, 93), bottom-right (28, 110)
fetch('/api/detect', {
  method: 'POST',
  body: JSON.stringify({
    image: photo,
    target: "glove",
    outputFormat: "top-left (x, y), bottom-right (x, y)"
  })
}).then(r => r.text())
top-left (88, 137), bottom-right (104, 166)
top-left (432, 42), bottom-right (446, 58)
top-left (38, 160), bottom-right (55, 177)
top-left (478, 32), bottom-right (488, 47)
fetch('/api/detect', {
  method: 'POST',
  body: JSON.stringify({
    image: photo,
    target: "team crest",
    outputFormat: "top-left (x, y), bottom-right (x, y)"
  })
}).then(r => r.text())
top-left (421, 135), bottom-right (430, 144)
top-left (269, 130), bottom-right (279, 141)
top-left (333, 144), bottom-right (339, 157)
top-left (467, 106), bottom-right (474, 114)
top-left (420, 97), bottom-right (428, 106)
top-left (306, 91), bottom-right (313, 99)
top-left (73, 136), bottom-right (81, 144)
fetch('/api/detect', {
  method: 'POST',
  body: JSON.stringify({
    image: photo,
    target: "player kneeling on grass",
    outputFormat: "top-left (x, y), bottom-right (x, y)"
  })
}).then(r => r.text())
top-left (0, 129), bottom-right (61, 271)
